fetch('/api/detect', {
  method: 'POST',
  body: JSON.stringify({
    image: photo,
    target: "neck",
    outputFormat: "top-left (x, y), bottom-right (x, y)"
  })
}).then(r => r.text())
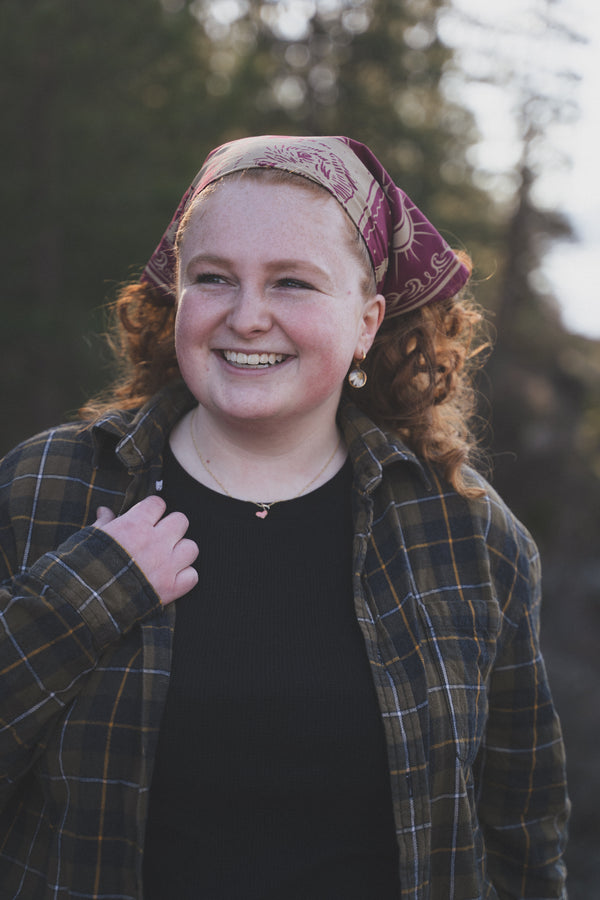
top-left (170, 405), bottom-right (346, 505)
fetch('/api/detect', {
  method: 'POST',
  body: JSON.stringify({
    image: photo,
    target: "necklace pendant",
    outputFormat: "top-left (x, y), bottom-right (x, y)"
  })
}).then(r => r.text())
top-left (255, 506), bottom-right (269, 519)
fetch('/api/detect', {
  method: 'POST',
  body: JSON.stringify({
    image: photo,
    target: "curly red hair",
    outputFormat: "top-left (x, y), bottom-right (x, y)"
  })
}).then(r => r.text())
top-left (346, 277), bottom-right (489, 495)
top-left (81, 271), bottom-right (488, 497)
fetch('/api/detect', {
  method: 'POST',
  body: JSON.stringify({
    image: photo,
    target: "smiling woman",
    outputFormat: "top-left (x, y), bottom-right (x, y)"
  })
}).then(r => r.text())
top-left (0, 135), bottom-right (569, 899)
top-left (85, 163), bottom-right (481, 494)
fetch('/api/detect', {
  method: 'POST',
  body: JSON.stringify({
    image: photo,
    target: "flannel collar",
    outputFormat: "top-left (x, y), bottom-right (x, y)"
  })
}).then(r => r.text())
top-left (90, 383), bottom-right (427, 490)
top-left (337, 396), bottom-right (430, 495)
top-left (91, 381), bottom-right (195, 471)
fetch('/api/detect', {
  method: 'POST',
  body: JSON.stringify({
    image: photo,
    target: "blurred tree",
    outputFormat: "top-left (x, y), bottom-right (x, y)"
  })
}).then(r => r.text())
top-left (462, 1), bottom-right (599, 559)
top-left (189, 0), bottom-right (500, 270)
top-left (442, 6), bottom-right (600, 889)
top-left (1, 0), bottom-right (216, 444)
top-left (1, 0), bottom-right (500, 453)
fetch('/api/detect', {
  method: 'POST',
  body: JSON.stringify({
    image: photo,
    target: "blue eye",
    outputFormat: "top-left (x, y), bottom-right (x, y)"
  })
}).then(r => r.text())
top-left (195, 273), bottom-right (226, 284)
top-left (278, 278), bottom-right (313, 290)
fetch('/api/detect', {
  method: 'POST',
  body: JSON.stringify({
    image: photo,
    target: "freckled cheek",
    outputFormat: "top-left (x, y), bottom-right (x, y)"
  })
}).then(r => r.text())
top-left (297, 323), bottom-right (357, 385)
top-left (174, 306), bottom-right (216, 376)
top-left (300, 312), bottom-right (359, 355)
top-left (175, 299), bottom-right (217, 343)
top-left (307, 360), bottom-right (349, 396)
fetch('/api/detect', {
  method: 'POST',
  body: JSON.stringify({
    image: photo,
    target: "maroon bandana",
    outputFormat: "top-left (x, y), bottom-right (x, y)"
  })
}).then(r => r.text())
top-left (142, 135), bottom-right (470, 313)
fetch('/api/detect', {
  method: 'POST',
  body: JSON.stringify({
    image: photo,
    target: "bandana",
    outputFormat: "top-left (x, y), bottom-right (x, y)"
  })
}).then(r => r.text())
top-left (142, 135), bottom-right (470, 313)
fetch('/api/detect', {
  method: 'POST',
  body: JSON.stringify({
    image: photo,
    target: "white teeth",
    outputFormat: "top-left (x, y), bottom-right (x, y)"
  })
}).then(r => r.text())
top-left (223, 350), bottom-right (287, 367)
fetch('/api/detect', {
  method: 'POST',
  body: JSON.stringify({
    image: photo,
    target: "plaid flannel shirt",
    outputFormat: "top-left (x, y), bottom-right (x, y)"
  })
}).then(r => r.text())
top-left (0, 382), bottom-right (569, 899)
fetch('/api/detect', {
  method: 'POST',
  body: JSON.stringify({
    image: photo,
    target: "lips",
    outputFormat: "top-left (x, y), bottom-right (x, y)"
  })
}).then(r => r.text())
top-left (222, 350), bottom-right (289, 367)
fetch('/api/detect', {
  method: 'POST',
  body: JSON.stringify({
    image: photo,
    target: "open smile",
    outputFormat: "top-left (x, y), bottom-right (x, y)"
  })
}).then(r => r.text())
top-left (221, 350), bottom-right (290, 369)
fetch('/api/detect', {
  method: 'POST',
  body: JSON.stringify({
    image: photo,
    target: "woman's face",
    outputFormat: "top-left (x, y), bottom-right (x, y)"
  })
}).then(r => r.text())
top-left (175, 178), bottom-right (384, 434)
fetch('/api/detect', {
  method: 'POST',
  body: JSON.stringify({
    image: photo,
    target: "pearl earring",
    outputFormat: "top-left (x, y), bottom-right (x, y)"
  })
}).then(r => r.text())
top-left (348, 352), bottom-right (367, 389)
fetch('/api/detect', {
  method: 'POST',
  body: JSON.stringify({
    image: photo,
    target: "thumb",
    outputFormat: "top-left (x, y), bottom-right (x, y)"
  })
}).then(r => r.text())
top-left (93, 506), bottom-right (117, 528)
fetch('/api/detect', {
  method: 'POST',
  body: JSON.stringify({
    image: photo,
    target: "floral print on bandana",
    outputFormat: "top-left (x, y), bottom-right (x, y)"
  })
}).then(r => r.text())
top-left (141, 135), bottom-right (470, 314)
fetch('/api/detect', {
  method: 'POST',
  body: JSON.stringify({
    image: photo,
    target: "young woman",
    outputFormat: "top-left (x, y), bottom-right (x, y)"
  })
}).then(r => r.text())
top-left (0, 136), bottom-right (569, 899)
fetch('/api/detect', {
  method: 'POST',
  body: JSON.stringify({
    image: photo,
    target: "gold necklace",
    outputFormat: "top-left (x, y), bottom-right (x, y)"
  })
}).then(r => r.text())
top-left (189, 408), bottom-right (342, 519)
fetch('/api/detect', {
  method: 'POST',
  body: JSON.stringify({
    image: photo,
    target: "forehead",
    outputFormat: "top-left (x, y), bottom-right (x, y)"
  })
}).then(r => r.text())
top-left (180, 177), bottom-right (353, 249)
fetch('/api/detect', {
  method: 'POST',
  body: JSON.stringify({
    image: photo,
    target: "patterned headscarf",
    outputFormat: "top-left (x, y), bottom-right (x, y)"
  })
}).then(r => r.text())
top-left (142, 135), bottom-right (470, 314)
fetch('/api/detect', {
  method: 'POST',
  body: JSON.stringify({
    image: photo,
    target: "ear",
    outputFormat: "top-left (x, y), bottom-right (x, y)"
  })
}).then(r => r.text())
top-left (357, 293), bottom-right (385, 356)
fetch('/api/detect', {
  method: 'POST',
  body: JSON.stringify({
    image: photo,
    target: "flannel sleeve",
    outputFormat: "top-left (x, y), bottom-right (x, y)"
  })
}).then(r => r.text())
top-left (475, 524), bottom-right (570, 898)
top-left (0, 524), bottom-right (162, 811)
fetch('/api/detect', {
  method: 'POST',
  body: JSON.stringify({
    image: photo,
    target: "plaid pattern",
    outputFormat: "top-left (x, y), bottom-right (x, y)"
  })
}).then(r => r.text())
top-left (0, 383), bottom-right (569, 898)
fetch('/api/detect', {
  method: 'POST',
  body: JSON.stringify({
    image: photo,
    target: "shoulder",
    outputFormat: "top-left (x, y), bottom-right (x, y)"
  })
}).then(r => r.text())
top-left (373, 435), bottom-right (537, 551)
top-left (342, 400), bottom-right (533, 546)
top-left (1, 382), bottom-right (193, 491)
top-left (0, 413), bottom-right (133, 523)
top-left (0, 421), bottom-right (103, 544)
top-left (0, 420), bottom-right (97, 483)
top-left (452, 465), bottom-right (539, 570)
top-left (382, 459), bottom-right (541, 608)
top-left (0, 413), bottom-right (145, 575)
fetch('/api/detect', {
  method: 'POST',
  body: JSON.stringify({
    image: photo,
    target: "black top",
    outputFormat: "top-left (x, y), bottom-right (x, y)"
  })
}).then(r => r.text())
top-left (143, 446), bottom-right (400, 899)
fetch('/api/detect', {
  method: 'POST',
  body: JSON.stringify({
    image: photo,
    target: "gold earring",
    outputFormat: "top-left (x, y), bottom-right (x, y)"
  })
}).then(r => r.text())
top-left (348, 352), bottom-right (367, 389)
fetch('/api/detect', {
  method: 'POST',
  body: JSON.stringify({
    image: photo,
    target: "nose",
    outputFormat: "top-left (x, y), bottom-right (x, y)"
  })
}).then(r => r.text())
top-left (226, 285), bottom-right (272, 335)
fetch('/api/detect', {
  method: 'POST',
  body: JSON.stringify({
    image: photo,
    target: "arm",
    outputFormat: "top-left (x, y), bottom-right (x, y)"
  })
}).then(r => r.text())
top-left (0, 496), bottom-right (198, 811)
top-left (475, 542), bottom-right (569, 898)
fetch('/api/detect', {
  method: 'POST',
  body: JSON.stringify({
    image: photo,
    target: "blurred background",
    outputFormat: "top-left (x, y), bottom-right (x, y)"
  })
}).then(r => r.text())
top-left (1, 0), bottom-right (598, 893)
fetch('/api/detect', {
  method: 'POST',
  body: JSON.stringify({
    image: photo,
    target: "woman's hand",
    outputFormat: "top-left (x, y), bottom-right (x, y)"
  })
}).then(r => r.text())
top-left (93, 496), bottom-right (199, 605)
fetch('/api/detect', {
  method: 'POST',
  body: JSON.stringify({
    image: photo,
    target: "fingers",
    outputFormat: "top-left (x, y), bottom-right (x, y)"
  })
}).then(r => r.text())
top-left (91, 495), bottom-right (199, 606)
top-left (154, 509), bottom-right (190, 543)
top-left (93, 506), bottom-right (116, 528)
top-left (93, 496), bottom-right (165, 530)
top-left (171, 565), bottom-right (199, 601)
top-left (159, 536), bottom-right (200, 606)
top-left (129, 494), bottom-right (167, 526)
top-left (171, 536), bottom-right (200, 570)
